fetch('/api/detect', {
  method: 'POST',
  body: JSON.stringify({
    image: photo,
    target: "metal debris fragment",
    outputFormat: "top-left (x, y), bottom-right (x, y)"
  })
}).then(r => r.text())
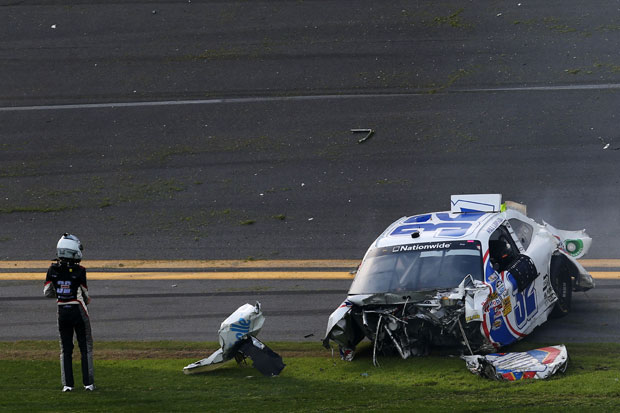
top-left (351, 128), bottom-right (374, 144)
top-left (183, 302), bottom-right (285, 376)
top-left (598, 136), bottom-right (620, 150)
top-left (463, 345), bottom-right (568, 381)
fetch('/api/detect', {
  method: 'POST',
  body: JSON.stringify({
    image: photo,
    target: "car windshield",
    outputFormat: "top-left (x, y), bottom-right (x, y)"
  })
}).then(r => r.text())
top-left (349, 241), bottom-right (483, 294)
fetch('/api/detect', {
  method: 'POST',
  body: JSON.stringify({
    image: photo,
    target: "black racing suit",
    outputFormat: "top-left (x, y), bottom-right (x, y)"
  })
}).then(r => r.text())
top-left (44, 261), bottom-right (94, 388)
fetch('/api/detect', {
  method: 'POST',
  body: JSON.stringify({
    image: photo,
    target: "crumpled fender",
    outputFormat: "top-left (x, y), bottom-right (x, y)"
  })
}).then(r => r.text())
top-left (543, 221), bottom-right (592, 259)
top-left (322, 300), bottom-right (353, 348)
top-left (558, 250), bottom-right (595, 291)
top-left (465, 287), bottom-right (489, 323)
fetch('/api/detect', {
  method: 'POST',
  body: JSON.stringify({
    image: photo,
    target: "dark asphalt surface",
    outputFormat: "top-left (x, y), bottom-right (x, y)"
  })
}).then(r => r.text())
top-left (2, 278), bottom-right (618, 345)
top-left (1, 279), bottom-right (350, 341)
top-left (2, 1), bottom-right (620, 343)
top-left (0, 280), bottom-right (620, 344)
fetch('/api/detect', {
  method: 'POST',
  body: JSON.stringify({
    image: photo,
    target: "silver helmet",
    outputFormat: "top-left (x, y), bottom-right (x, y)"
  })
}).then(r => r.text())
top-left (56, 233), bottom-right (83, 261)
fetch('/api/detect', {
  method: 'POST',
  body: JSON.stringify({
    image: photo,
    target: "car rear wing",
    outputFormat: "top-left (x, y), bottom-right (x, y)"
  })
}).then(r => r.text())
top-left (451, 194), bottom-right (530, 215)
top-left (451, 194), bottom-right (502, 213)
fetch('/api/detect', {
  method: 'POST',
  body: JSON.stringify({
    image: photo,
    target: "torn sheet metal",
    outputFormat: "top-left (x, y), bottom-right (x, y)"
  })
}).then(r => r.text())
top-left (183, 302), bottom-right (285, 376)
top-left (323, 299), bottom-right (364, 361)
top-left (462, 345), bottom-right (568, 381)
top-left (237, 336), bottom-right (285, 376)
top-left (543, 221), bottom-right (592, 259)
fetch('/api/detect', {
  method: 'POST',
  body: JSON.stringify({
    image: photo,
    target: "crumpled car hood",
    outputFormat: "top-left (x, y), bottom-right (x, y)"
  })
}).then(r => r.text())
top-left (346, 291), bottom-right (444, 306)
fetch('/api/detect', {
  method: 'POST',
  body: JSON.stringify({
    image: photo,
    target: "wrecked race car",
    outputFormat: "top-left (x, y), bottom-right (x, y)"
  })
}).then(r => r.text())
top-left (323, 194), bottom-right (594, 363)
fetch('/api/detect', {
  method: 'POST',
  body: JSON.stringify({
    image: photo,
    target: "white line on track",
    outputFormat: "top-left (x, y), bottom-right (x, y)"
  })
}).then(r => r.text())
top-left (3, 83), bottom-right (620, 112)
top-left (0, 94), bottom-right (385, 112)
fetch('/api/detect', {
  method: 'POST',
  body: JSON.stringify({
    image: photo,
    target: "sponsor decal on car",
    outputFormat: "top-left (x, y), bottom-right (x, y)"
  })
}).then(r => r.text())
top-left (496, 279), bottom-right (506, 294)
top-left (391, 243), bottom-right (451, 253)
top-left (486, 216), bottom-right (504, 234)
top-left (502, 296), bottom-right (512, 316)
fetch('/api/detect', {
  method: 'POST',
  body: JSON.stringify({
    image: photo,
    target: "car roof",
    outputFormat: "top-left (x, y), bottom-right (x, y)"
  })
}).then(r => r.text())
top-left (373, 210), bottom-right (505, 249)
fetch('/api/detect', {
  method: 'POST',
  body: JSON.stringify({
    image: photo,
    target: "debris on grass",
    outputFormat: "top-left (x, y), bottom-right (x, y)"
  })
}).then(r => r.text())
top-left (462, 345), bottom-right (568, 381)
top-left (183, 302), bottom-right (285, 377)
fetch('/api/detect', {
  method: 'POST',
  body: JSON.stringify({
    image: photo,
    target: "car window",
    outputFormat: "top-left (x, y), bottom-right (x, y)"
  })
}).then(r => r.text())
top-left (508, 218), bottom-right (534, 250)
top-left (488, 225), bottom-right (519, 272)
top-left (349, 241), bottom-right (483, 294)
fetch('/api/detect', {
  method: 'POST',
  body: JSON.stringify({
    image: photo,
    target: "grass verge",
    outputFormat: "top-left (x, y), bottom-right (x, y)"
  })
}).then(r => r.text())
top-left (2, 341), bottom-right (620, 412)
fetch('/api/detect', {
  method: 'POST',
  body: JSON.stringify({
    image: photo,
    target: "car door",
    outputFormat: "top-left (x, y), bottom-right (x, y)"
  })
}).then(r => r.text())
top-left (484, 222), bottom-right (540, 346)
top-left (507, 217), bottom-right (557, 323)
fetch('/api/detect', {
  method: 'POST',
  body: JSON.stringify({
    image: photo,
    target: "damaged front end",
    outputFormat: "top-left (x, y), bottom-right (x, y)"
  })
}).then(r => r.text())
top-left (324, 277), bottom-right (494, 365)
top-left (324, 239), bottom-right (494, 363)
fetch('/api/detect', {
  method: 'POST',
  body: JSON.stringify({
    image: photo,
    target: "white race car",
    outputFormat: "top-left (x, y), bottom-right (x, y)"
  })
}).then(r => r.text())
top-left (323, 194), bottom-right (594, 362)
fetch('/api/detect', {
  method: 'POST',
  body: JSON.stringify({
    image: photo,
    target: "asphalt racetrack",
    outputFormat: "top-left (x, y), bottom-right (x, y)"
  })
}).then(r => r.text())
top-left (2, 1), bottom-right (620, 344)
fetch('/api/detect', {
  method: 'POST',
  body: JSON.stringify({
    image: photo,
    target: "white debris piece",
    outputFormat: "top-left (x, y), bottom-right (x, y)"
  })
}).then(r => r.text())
top-left (463, 345), bottom-right (568, 381)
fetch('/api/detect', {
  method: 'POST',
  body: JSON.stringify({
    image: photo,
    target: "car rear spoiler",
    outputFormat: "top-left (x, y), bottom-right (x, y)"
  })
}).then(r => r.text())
top-left (451, 194), bottom-right (502, 213)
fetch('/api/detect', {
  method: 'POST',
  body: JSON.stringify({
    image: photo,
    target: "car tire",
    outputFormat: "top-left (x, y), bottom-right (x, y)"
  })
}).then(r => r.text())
top-left (550, 257), bottom-right (572, 318)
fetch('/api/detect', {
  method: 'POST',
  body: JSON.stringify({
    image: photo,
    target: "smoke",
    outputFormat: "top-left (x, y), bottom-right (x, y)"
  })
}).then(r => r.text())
top-left (524, 193), bottom-right (618, 259)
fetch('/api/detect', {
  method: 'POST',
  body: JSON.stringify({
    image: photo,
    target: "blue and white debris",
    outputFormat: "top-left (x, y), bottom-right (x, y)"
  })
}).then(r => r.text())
top-left (462, 344), bottom-right (568, 381)
top-left (183, 302), bottom-right (285, 376)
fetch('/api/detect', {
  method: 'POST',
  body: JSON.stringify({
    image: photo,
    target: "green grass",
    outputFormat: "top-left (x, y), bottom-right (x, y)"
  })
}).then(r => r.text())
top-left (2, 341), bottom-right (620, 412)
top-left (431, 8), bottom-right (471, 29)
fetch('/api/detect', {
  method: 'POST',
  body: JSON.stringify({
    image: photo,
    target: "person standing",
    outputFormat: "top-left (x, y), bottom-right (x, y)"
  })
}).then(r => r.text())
top-left (44, 233), bottom-right (95, 392)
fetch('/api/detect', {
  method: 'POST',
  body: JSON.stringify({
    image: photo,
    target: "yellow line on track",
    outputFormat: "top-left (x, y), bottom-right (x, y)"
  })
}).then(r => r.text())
top-left (1, 271), bottom-right (619, 281)
top-left (588, 272), bottom-right (620, 280)
top-left (0, 271), bottom-right (354, 281)
top-left (577, 259), bottom-right (620, 267)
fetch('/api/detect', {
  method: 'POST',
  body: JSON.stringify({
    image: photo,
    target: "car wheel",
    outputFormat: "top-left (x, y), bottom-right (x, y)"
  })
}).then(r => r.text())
top-left (550, 257), bottom-right (572, 318)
